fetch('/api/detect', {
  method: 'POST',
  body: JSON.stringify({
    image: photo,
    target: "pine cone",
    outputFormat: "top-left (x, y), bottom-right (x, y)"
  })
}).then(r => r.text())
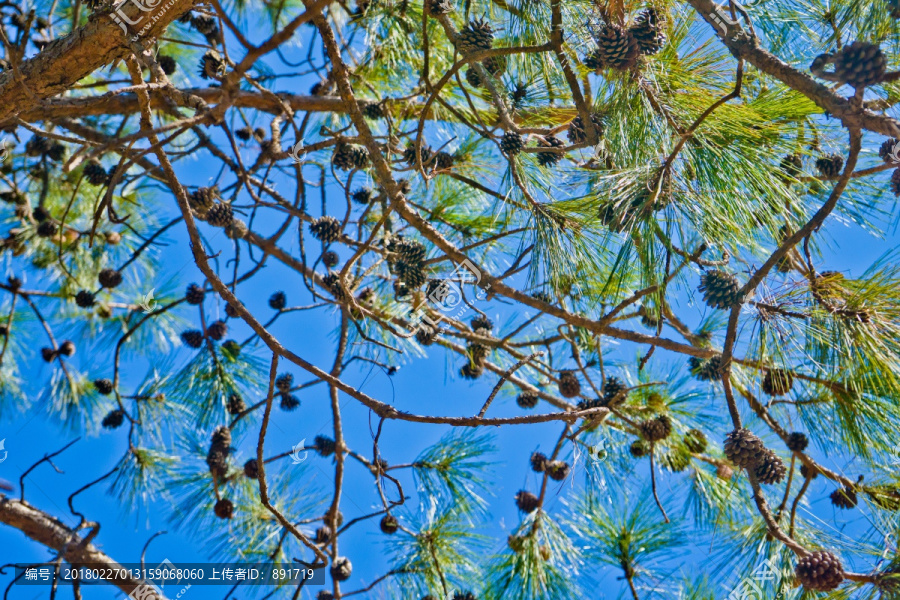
top-left (75, 290), bottom-right (96, 308)
top-left (269, 291), bottom-right (287, 310)
top-left (206, 320), bottom-right (226, 341)
top-left (515, 489), bottom-right (540, 513)
top-left (723, 428), bottom-right (767, 469)
top-left (362, 102), bottom-right (385, 120)
top-left (379, 514), bottom-right (399, 534)
top-left (779, 153), bottom-right (803, 179)
top-left (415, 324), bottom-right (437, 346)
top-left (330, 557), bottom-right (352, 582)
top-left (94, 378), bottom-right (114, 395)
top-left (630, 440), bottom-right (649, 457)
top-left (59, 340), bottom-right (75, 357)
top-left (639, 415), bottom-right (672, 442)
top-left (314, 526), bottom-right (333, 545)
top-left (332, 142), bottom-right (369, 171)
top-left (536, 136), bottom-right (565, 167)
top-left (98, 268), bottom-right (122, 289)
top-left (198, 50), bottom-right (225, 79)
top-left (310, 216), bottom-right (343, 243)
top-left (222, 340), bottom-right (240, 358)
top-left (158, 54), bottom-right (177, 75)
top-left (206, 203), bottom-right (234, 228)
top-left (530, 451), bottom-right (547, 472)
top-left (227, 392), bottom-right (246, 415)
top-left (689, 354), bottom-right (725, 381)
top-left (880, 138), bottom-right (900, 163)
top-left (181, 329), bottom-right (205, 348)
top-left (428, 0), bottom-right (453, 14)
top-left (557, 370), bottom-right (581, 398)
top-left (629, 8), bottom-right (666, 55)
top-left (545, 460), bottom-right (570, 481)
top-left (815, 153), bottom-right (844, 178)
top-left (591, 23), bottom-right (639, 70)
top-left (189, 186), bottom-right (219, 219)
top-left (456, 18), bottom-right (493, 55)
top-left (24, 135), bottom-right (51, 157)
top-left (786, 431), bottom-right (809, 452)
top-left (243, 458), bottom-right (259, 479)
top-left (795, 551), bottom-right (844, 591)
top-left (830, 486), bottom-right (858, 509)
top-left (762, 369), bottom-right (793, 396)
top-left (185, 283), bottom-right (205, 305)
top-left (315, 435), bottom-right (336, 456)
top-left (698, 270), bottom-right (744, 310)
top-left (754, 449), bottom-right (787, 484)
top-left (102, 409), bottom-right (125, 429)
top-left (566, 112), bottom-right (605, 144)
top-left (352, 188), bottom-right (374, 204)
top-left (832, 41), bottom-right (886, 87)
top-left (323, 273), bottom-right (346, 299)
top-left (684, 429), bottom-right (707, 453)
top-left (225, 219), bottom-right (247, 239)
top-left (214, 498), bottom-right (234, 519)
top-left (891, 168), bottom-right (900, 197)
top-left (500, 131), bottom-right (523, 156)
top-left (279, 392), bottom-right (300, 411)
top-left (517, 390), bottom-right (539, 409)
top-left (601, 376), bottom-right (627, 406)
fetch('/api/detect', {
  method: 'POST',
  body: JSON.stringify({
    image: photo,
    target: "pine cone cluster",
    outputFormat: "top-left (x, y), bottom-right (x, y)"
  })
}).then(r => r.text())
top-left (795, 551), bottom-right (844, 591)
top-left (567, 112), bottom-right (605, 144)
top-left (585, 24), bottom-right (639, 71)
top-left (831, 41), bottom-right (887, 87)
top-left (387, 237), bottom-right (427, 290)
top-left (698, 270), bottom-right (744, 310)
top-left (815, 153), bottom-right (844, 178)
top-left (189, 186), bottom-right (219, 220)
top-left (688, 354), bottom-right (725, 381)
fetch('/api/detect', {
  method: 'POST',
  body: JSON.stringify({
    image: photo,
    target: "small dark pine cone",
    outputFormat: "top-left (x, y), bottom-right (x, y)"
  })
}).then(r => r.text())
top-left (180, 329), bottom-right (205, 348)
top-left (268, 291), bottom-right (287, 310)
top-left (591, 23), bottom-right (639, 70)
top-left (515, 490), bottom-right (540, 513)
top-left (832, 41), bottom-right (886, 88)
top-left (545, 460), bottom-right (570, 481)
top-left (188, 186), bottom-right (219, 221)
top-left (36, 220), bottom-right (57, 238)
top-left (815, 153), bottom-right (844, 178)
top-left (214, 498), bottom-right (234, 519)
top-left (754, 449), bottom-right (787, 485)
top-left (698, 270), bottom-right (744, 310)
top-left (32, 206), bottom-right (50, 222)
top-left (536, 136), bottom-right (565, 167)
top-left (601, 376), bottom-right (627, 406)
top-left (500, 131), bottom-right (523, 156)
top-left (206, 203), bottom-right (234, 228)
top-left (310, 216), bottom-right (342, 243)
top-left (530, 451), bottom-right (547, 472)
top-left (629, 7), bottom-right (667, 55)
top-left (314, 526), bottom-right (333, 545)
top-left (723, 428), bottom-right (767, 470)
top-left (663, 448), bottom-right (691, 472)
top-left (762, 369), bottom-right (794, 396)
top-left (470, 314), bottom-right (493, 332)
top-left (207, 320), bottom-right (227, 341)
top-left (402, 143), bottom-right (430, 167)
top-left (630, 440), bottom-right (649, 458)
top-left (460, 362), bottom-right (484, 380)
top-left (185, 283), bottom-right (205, 305)
top-left (314, 435), bottom-right (336, 456)
top-left (158, 54), bottom-right (177, 75)
top-left (227, 392), bottom-right (246, 415)
top-left (59, 340), bottom-right (75, 356)
top-left (566, 112), bottom-right (605, 144)
top-left (558, 371), bottom-right (581, 398)
top-left (800, 463), bottom-right (819, 479)
top-left (780, 153), bottom-right (803, 179)
top-left (330, 557), bottom-right (352, 582)
top-left (639, 415), bottom-right (672, 442)
top-left (352, 187), bottom-right (374, 204)
top-left (880, 138), bottom-right (900, 163)
top-left (101, 409), bottom-right (125, 429)
top-left (415, 324), bottom-right (437, 346)
top-left (689, 355), bottom-right (726, 381)
top-left (275, 372), bottom-right (294, 393)
top-left (198, 50), bottom-right (225, 79)
top-left (46, 143), bottom-right (66, 163)
top-left (379, 514), bottom-right (399, 534)
top-left (222, 340), bottom-right (240, 357)
top-left (279, 393), bottom-right (300, 411)
top-left (41, 347), bottom-right (56, 362)
top-left (243, 458), bottom-right (259, 479)
top-left (332, 142), bottom-right (369, 171)
top-left (786, 432), bottom-right (809, 452)
top-left (830, 486), bottom-right (858, 509)
top-left (75, 290), bottom-right (96, 308)
top-left (517, 390), bottom-right (539, 409)
top-left (82, 159), bottom-right (108, 186)
top-left (323, 273), bottom-right (345, 299)
top-left (684, 429), bottom-right (707, 453)
top-left (225, 303), bottom-right (240, 318)
top-left (235, 126), bottom-right (252, 141)
top-left (465, 67), bottom-right (483, 88)
top-left (362, 102), bottom-right (385, 120)
top-left (453, 592), bottom-right (476, 600)
top-left (94, 378), bottom-right (114, 395)
top-left (795, 551), bottom-right (844, 592)
top-left (396, 179), bottom-right (412, 194)
top-left (98, 268), bottom-right (123, 289)
top-left (433, 151), bottom-right (454, 170)
top-left (456, 18), bottom-right (493, 55)
top-left (322, 251), bottom-right (340, 268)
top-left (428, 0), bottom-right (453, 14)
top-left (25, 135), bottom-right (51, 157)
